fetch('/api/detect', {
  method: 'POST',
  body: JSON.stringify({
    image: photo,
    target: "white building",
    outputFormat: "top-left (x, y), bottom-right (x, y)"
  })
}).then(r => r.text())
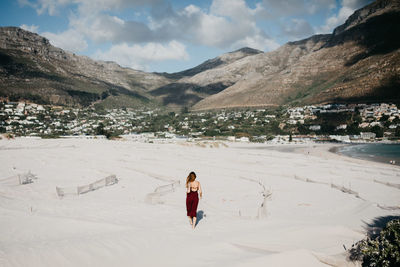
top-left (309, 125), bottom-right (321, 131)
top-left (336, 124), bottom-right (347, 130)
top-left (360, 132), bottom-right (376, 140)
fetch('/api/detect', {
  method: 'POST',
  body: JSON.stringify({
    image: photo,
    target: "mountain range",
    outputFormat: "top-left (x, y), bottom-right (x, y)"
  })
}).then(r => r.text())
top-left (0, 0), bottom-right (399, 110)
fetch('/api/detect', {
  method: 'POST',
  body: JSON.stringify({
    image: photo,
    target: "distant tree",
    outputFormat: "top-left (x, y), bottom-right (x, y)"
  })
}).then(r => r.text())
top-left (347, 123), bottom-right (361, 135)
top-left (384, 120), bottom-right (392, 128)
top-left (289, 132), bottom-right (292, 142)
top-left (353, 114), bottom-right (362, 124)
top-left (321, 124), bottom-right (336, 135)
top-left (370, 125), bottom-right (384, 138)
top-left (204, 129), bottom-right (220, 137)
top-left (379, 114), bottom-right (390, 122)
top-left (181, 106), bottom-right (189, 114)
top-left (266, 134), bottom-right (274, 141)
top-left (297, 123), bottom-right (310, 135)
top-left (101, 91), bottom-right (109, 100)
top-left (37, 113), bottom-right (45, 121)
top-left (235, 132), bottom-right (251, 138)
top-left (95, 123), bottom-right (106, 136)
top-left (395, 126), bottom-right (400, 137)
top-left (94, 104), bottom-right (106, 114)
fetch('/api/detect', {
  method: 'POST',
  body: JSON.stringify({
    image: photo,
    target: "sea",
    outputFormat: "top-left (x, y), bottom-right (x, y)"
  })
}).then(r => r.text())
top-left (335, 143), bottom-right (400, 166)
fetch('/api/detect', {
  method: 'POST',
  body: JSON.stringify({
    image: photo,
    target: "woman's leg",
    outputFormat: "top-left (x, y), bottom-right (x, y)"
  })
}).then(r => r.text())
top-left (192, 217), bottom-right (197, 229)
top-left (192, 195), bottom-right (199, 229)
top-left (188, 216), bottom-right (193, 225)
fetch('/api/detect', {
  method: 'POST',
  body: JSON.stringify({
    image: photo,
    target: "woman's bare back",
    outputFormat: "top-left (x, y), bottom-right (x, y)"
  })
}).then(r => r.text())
top-left (187, 181), bottom-right (202, 197)
top-left (189, 181), bottom-right (199, 191)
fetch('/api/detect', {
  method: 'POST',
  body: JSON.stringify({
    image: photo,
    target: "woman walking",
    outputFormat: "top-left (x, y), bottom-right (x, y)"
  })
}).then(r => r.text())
top-left (186, 171), bottom-right (202, 229)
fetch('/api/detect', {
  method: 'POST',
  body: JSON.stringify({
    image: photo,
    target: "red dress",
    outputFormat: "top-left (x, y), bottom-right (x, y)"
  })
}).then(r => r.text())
top-left (186, 189), bottom-right (199, 218)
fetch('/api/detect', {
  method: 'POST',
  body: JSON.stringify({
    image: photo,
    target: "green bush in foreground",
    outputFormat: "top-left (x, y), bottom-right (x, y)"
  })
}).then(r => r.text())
top-left (350, 219), bottom-right (400, 266)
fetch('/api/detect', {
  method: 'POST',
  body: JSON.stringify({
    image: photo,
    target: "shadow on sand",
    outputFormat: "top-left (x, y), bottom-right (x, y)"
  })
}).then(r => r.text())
top-left (363, 215), bottom-right (400, 239)
top-left (195, 210), bottom-right (204, 227)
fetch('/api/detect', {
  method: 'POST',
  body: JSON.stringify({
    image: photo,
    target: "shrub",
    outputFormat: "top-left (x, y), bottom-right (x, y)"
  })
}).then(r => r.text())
top-left (4, 133), bottom-right (14, 139)
top-left (395, 126), bottom-right (400, 137)
top-left (40, 134), bottom-right (60, 139)
top-left (349, 219), bottom-right (400, 266)
top-left (370, 125), bottom-right (384, 138)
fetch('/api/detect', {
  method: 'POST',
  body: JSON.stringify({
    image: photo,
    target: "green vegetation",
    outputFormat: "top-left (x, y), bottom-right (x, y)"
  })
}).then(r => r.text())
top-left (287, 73), bottom-right (338, 105)
top-left (94, 95), bottom-right (151, 109)
top-left (370, 125), bottom-right (384, 138)
top-left (95, 122), bottom-right (121, 139)
top-left (395, 127), bottom-right (400, 137)
top-left (349, 219), bottom-right (400, 267)
top-left (1, 101), bottom-right (399, 142)
top-left (40, 133), bottom-right (61, 139)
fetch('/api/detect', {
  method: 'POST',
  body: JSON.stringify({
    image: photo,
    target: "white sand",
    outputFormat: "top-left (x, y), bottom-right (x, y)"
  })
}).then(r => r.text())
top-left (0, 138), bottom-right (399, 267)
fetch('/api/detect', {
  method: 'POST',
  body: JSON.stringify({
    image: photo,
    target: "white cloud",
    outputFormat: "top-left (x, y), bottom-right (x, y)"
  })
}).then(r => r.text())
top-left (19, 0), bottom-right (374, 71)
top-left (18, 0), bottom-right (71, 15)
top-left (41, 29), bottom-right (88, 52)
top-left (18, 0), bottom-right (161, 15)
top-left (20, 24), bottom-right (39, 33)
top-left (93, 41), bottom-right (189, 70)
top-left (210, 0), bottom-right (264, 20)
top-left (67, 0), bottom-right (278, 52)
top-left (20, 0), bottom-right (324, 53)
top-left (283, 19), bottom-right (314, 40)
top-left (260, 0), bottom-right (336, 17)
top-left (232, 34), bottom-right (280, 51)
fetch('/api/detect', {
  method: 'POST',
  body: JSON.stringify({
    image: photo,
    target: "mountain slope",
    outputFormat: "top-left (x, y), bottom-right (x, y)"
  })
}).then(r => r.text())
top-left (159, 47), bottom-right (262, 79)
top-left (0, 27), bottom-right (170, 107)
top-left (149, 47), bottom-right (263, 107)
top-left (0, 0), bottom-right (399, 110)
top-left (190, 0), bottom-right (400, 110)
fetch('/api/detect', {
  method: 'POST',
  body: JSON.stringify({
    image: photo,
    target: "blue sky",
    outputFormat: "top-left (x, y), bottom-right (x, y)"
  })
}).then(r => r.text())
top-left (0, 0), bottom-right (372, 73)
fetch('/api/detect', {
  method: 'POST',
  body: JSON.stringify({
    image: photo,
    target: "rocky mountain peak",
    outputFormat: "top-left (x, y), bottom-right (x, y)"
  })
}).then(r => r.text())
top-left (0, 26), bottom-right (50, 46)
top-left (229, 47), bottom-right (263, 55)
top-left (0, 26), bottom-right (70, 61)
top-left (333, 0), bottom-right (400, 36)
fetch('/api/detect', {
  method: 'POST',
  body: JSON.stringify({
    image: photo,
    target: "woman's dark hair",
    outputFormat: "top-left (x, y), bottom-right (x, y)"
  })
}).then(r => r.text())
top-left (186, 171), bottom-right (196, 187)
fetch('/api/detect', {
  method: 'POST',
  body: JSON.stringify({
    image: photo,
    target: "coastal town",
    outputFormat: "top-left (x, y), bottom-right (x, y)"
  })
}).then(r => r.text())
top-left (1, 100), bottom-right (400, 143)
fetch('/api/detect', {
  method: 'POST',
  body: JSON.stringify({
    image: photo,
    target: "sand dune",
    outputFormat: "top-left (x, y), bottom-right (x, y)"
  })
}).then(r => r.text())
top-left (0, 138), bottom-right (399, 266)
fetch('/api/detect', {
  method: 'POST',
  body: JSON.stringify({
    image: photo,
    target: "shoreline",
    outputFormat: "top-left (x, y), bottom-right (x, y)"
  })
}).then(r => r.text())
top-left (329, 143), bottom-right (400, 167)
top-left (233, 141), bottom-right (400, 168)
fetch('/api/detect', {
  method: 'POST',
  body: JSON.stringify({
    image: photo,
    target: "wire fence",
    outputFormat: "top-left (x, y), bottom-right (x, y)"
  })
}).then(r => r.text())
top-left (237, 176), bottom-right (272, 220)
top-left (56, 175), bottom-right (118, 198)
top-left (0, 171), bottom-right (37, 185)
top-left (145, 180), bottom-right (180, 204)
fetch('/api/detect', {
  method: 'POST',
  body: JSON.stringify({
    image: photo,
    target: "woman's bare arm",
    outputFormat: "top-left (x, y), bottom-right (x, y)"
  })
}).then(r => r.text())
top-left (198, 182), bottom-right (202, 198)
top-left (186, 182), bottom-right (190, 193)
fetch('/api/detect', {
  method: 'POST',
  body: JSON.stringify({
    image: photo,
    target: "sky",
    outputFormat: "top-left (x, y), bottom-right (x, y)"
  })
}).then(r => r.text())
top-left (0, 0), bottom-right (373, 73)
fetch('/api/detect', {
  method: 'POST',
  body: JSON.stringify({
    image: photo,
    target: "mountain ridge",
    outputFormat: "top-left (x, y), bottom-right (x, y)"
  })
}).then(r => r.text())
top-left (0, 0), bottom-right (399, 110)
top-left (191, 0), bottom-right (400, 110)
top-left (0, 26), bottom-right (171, 107)
top-left (0, 26), bottom-right (260, 108)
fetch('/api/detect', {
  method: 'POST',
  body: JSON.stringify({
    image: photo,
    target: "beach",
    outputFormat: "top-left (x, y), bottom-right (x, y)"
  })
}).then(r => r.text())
top-left (0, 138), bottom-right (399, 267)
